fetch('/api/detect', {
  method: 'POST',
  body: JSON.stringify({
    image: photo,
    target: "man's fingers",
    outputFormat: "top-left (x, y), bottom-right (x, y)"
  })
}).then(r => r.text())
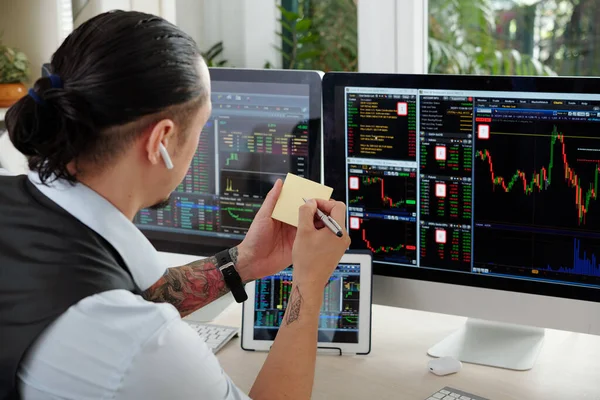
top-left (255, 179), bottom-right (282, 217)
top-left (311, 198), bottom-right (336, 214)
top-left (310, 198), bottom-right (346, 228)
top-left (328, 201), bottom-right (346, 228)
top-left (298, 199), bottom-right (317, 232)
top-left (314, 218), bottom-right (325, 229)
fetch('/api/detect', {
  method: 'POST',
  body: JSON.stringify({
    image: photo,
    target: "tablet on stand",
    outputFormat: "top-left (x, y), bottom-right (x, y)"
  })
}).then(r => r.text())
top-left (241, 251), bottom-right (373, 355)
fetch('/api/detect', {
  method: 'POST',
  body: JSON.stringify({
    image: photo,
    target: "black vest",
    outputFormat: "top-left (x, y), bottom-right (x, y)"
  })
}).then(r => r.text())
top-left (0, 175), bottom-right (141, 399)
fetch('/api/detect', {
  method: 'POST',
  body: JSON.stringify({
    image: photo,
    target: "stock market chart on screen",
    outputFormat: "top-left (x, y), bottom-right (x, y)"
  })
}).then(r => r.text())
top-left (253, 263), bottom-right (361, 343)
top-left (344, 86), bottom-right (600, 288)
top-left (134, 81), bottom-right (311, 240)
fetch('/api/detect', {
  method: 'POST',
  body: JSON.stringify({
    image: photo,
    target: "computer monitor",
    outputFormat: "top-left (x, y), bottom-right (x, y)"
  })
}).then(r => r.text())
top-left (323, 72), bottom-right (600, 370)
top-left (134, 68), bottom-right (323, 255)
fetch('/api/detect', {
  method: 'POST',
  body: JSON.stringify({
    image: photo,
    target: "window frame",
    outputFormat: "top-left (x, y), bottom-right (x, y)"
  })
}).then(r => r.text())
top-left (357, 0), bottom-right (428, 74)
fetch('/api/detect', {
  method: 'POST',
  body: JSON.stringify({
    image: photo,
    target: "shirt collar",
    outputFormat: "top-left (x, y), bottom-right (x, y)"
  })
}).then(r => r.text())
top-left (27, 171), bottom-right (166, 291)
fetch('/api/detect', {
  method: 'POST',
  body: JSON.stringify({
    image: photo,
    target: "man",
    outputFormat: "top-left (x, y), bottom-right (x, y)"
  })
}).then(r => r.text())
top-left (0, 10), bottom-right (350, 399)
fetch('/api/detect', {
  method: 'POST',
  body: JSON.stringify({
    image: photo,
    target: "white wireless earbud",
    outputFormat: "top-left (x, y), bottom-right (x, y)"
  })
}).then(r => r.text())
top-left (158, 143), bottom-right (174, 170)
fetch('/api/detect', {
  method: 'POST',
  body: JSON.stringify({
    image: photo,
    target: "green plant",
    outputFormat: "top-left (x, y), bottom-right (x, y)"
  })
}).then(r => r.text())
top-left (277, 4), bottom-right (320, 70)
top-left (275, 0), bottom-right (358, 72)
top-left (309, 0), bottom-right (357, 71)
top-left (428, 0), bottom-right (555, 76)
top-left (201, 41), bottom-right (228, 67)
top-left (0, 34), bottom-right (30, 83)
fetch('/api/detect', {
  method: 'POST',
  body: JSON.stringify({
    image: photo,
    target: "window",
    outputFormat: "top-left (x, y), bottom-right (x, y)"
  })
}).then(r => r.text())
top-left (277, 0), bottom-right (358, 71)
top-left (428, 0), bottom-right (600, 76)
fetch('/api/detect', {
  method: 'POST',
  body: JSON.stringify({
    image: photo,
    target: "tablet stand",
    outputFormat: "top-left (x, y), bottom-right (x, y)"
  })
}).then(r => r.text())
top-left (317, 346), bottom-right (343, 356)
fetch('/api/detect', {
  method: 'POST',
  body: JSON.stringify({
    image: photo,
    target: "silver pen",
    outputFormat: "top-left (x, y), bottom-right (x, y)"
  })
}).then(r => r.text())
top-left (302, 197), bottom-right (343, 237)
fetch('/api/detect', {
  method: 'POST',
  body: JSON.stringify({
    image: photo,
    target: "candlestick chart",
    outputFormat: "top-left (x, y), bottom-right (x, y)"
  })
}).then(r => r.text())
top-left (473, 120), bottom-right (600, 282)
top-left (349, 173), bottom-right (417, 214)
top-left (350, 217), bottom-right (417, 265)
top-left (475, 123), bottom-right (600, 230)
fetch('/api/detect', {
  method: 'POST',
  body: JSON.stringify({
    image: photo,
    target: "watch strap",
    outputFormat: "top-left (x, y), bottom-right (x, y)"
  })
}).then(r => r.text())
top-left (216, 249), bottom-right (248, 303)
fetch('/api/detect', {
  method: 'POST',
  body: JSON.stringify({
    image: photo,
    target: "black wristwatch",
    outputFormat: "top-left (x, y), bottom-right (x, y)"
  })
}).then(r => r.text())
top-left (216, 249), bottom-right (248, 303)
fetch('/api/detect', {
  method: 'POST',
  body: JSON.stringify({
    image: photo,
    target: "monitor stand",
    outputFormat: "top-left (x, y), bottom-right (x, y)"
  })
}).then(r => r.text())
top-left (427, 318), bottom-right (545, 371)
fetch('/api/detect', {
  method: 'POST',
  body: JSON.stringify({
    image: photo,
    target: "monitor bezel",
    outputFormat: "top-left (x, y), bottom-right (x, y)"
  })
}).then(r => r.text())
top-left (323, 71), bottom-right (600, 304)
top-left (141, 68), bottom-right (323, 256)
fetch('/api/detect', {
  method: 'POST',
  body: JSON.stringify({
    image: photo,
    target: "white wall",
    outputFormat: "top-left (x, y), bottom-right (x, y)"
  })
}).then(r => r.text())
top-left (175, 0), bottom-right (206, 50)
top-left (176, 0), bottom-right (280, 69)
top-left (0, 0), bottom-right (72, 83)
top-left (74, 0), bottom-right (176, 27)
top-left (72, 0), bottom-right (279, 69)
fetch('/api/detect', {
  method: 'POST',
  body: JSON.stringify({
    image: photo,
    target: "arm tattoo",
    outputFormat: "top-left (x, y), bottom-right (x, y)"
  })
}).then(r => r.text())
top-left (142, 253), bottom-right (232, 318)
top-left (285, 285), bottom-right (303, 325)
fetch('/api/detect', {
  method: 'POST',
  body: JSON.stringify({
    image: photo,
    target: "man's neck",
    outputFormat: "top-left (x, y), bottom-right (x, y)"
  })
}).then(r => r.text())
top-left (76, 167), bottom-right (143, 221)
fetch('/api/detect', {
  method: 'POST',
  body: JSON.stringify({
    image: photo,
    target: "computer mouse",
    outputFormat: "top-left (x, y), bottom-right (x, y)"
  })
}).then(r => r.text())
top-left (427, 356), bottom-right (462, 376)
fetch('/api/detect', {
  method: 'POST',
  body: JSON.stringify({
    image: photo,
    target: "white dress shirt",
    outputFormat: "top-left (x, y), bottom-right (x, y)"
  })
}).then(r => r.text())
top-left (13, 172), bottom-right (250, 400)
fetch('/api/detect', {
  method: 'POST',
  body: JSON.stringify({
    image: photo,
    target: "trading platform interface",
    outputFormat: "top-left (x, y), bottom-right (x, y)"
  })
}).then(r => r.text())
top-left (344, 86), bottom-right (600, 288)
top-left (253, 263), bottom-right (361, 343)
top-left (134, 81), bottom-right (310, 240)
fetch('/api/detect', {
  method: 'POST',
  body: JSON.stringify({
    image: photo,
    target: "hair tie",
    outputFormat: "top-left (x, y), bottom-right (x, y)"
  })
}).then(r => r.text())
top-left (28, 88), bottom-right (45, 106)
top-left (48, 74), bottom-right (63, 89)
top-left (28, 74), bottom-right (63, 106)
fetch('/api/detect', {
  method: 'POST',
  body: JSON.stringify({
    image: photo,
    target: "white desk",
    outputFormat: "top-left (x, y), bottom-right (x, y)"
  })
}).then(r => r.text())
top-left (207, 303), bottom-right (600, 399)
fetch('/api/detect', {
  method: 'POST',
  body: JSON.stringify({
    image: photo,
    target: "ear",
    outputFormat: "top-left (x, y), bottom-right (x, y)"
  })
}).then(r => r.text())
top-left (146, 119), bottom-right (175, 167)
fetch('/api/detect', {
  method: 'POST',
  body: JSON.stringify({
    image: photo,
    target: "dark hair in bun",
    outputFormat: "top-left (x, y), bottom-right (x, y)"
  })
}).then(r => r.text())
top-left (5, 10), bottom-right (207, 183)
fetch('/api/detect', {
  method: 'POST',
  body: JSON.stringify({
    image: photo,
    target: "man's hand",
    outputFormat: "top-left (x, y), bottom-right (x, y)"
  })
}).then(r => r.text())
top-left (235, 179), bottom-right (296, 282)
top-left (143, 179), bottom-right (295, 317)
top-left (249, 198), bottom-right (350, 400)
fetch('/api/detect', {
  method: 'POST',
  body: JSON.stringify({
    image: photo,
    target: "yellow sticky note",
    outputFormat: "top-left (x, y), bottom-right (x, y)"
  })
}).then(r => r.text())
top-left (271, 173), bottom-right (333, 227)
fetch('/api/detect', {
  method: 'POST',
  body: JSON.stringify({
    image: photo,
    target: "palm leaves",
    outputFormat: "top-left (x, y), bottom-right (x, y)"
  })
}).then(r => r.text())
top-left (309, 0), bottom-right (358, 71)
top-left (277, 6), bottom-right (320, 70)
top-left (428, 0), bottom-right (555, 75)
top-left (276, 0), bottom-right (358, 72)
top-left (201, 41), bottom-right (228, 67)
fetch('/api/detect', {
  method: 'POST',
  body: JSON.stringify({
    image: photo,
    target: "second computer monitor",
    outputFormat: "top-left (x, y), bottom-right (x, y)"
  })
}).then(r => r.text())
top-left (323, 72), bottom-right (600, 307)
top-left (135, 68), bottom-right (323, 255)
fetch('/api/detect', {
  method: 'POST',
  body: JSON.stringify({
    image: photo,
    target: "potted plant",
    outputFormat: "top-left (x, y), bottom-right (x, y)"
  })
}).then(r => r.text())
top-left (0, 34), bottom-right (30, 107)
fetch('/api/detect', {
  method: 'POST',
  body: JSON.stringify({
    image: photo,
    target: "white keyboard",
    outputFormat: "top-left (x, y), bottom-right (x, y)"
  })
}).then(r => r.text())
top-left (186, 322), bottom-right (238, 353)
top-left (426, 387), bottom-right (489, 400)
